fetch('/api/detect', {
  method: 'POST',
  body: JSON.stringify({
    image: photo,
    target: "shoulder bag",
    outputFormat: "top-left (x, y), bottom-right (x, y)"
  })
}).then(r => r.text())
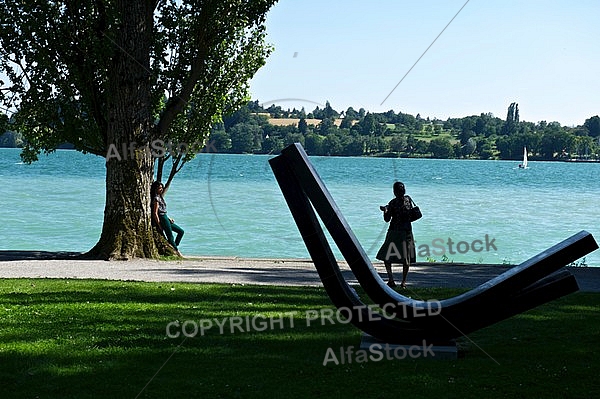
top-left (407, 197), bottom-right (422, 222)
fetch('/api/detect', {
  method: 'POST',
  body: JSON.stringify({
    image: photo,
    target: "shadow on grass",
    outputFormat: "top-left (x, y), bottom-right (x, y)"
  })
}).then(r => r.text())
top-left (0, 279), bottom-right (599, 399)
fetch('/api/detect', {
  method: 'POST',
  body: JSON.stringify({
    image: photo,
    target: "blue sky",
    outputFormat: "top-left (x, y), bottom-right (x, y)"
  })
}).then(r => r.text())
top-left (249, 0), bottom-right (600, 126)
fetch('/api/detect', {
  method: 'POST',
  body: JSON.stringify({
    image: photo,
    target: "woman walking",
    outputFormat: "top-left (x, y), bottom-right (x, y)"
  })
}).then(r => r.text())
top-left (376, 181), bottom-right (417, 288)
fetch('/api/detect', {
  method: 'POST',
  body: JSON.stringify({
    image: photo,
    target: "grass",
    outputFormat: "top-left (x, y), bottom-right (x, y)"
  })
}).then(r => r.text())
top-left (0, 279), bottom-right (599, 399)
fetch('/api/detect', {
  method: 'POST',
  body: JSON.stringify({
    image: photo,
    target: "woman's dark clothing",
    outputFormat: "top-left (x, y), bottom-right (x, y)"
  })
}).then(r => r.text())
top-left (376, 195), bottom-right (416, 264)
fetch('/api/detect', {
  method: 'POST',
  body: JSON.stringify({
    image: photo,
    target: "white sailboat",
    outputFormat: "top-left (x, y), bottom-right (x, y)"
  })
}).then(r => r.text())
top-left (518, 147), bottom-right (528, 169)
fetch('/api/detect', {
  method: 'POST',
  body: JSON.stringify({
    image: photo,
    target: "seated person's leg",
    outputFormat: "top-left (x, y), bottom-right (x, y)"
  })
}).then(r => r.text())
top-left (159, 214), bottom-right (176, 248)
top-left (172, 223), bottom-right (184, 246)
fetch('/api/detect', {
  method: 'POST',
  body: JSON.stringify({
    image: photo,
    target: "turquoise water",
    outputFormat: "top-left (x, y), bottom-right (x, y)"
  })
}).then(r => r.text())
top-left (1, 148), bottom-right (599, 265)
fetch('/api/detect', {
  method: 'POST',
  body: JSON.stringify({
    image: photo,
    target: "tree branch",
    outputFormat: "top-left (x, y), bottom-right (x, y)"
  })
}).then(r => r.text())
top-left (154, 2), bottom-right (221, 140)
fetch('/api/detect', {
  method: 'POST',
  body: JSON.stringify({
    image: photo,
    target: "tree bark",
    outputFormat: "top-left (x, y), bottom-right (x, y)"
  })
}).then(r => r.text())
top-left (86, 154), bottom-right (157, 260)
top-left (85, 0), bottom-right (158, 260)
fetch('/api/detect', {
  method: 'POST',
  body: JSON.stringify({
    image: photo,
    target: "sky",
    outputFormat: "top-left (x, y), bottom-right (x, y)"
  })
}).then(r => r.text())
top-left (249, 0), bottom-right (600, 126)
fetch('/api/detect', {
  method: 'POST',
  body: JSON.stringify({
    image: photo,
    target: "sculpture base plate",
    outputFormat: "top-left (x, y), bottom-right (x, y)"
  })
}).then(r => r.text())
top-left (360, 333), bottom-right (458, 360)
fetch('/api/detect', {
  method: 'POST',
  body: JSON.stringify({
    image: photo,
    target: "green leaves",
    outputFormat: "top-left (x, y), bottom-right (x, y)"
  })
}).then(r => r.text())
top-left (1, 0), bottom-right (277, 166)
top-left (152, 0), bottom-right (277, 184)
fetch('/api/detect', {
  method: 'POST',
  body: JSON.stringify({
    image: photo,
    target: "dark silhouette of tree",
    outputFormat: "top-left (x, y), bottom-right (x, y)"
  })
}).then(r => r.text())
top-left (584, 115), bottom-right (600, 137)
top-left (323, 101), bottom-right (339, 119)
top-left (318, 117), bottom-right (335, 136)
top-left (298, 117), bottom-right (308, 135)
top-left (358, 113), bottom-right (376, 136)
top-left (429, 137), bottom-right (454, 158)
top-left (339, 115), bottom-right (354, 129)
top-left (501, 102), bottom-right (520, 135)
top-left (345, 107), bottom-right (359, 120)
top-left (305, 133), bottom-right (324, 155)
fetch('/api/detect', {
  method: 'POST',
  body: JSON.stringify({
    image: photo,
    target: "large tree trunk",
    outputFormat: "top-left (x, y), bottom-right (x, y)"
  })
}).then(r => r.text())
top-left (85, 0), bottom-right (158, 260)
top-left (87, 155), bottom-right (158, 260)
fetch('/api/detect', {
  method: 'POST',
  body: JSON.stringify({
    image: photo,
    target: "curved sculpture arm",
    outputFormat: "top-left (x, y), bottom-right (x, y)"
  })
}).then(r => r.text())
top-left (270, 143), bottom-right (598, 342)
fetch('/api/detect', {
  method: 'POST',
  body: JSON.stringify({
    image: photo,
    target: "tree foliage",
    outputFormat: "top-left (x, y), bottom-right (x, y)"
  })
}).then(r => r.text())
top-left (0, 0), bottom-right (274, 164)
top-left (584, 115), bottom-right (600, 138)
top-left (0, 0), bottom-right (277, 259)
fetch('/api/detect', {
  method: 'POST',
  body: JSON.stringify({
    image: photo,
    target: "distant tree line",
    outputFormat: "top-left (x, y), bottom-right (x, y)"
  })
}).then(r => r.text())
top-left (206, 100), bottom-right (600, 161)
top-left (3, 101), bottom-right (600, 161)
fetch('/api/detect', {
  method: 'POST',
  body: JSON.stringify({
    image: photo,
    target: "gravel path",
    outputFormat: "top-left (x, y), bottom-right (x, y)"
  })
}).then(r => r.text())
top-left (1, 251), bottom-right (599, 292)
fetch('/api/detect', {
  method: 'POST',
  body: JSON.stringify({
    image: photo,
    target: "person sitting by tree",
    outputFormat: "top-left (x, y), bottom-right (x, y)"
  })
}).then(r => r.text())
top-left (151, 181), bottom-right (184, 257)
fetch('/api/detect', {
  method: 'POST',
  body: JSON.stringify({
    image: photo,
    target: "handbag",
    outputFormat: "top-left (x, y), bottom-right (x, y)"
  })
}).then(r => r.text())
top-left (407, 197), bottom-right (422, 222)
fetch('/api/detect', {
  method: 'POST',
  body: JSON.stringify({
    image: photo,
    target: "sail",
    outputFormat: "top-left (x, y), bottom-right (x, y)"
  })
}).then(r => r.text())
top-left (523, 147), bottom-right (528, 168)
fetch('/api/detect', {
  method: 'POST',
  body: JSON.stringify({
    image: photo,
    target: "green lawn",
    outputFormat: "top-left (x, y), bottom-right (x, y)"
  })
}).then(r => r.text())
top-left (0, 279), bottom-right (598, 398)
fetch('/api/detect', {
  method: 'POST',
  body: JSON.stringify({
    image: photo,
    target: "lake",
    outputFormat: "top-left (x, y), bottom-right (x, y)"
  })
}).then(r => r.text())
top-left (1, 148), bottom-right (599, 266)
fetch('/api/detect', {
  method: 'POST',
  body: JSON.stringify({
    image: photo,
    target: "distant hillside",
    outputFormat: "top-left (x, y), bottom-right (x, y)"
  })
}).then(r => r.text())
top-left (256, 114), bottom-right (349, 127)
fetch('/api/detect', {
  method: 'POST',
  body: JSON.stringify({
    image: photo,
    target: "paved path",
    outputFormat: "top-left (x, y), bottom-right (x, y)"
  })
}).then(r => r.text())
top-left (1, 251), bottom-right (599, 292)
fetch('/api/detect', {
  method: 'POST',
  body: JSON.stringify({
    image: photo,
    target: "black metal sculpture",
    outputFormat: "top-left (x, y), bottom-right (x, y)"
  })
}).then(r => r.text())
top-left (269, 143), bottom-right (598, 345)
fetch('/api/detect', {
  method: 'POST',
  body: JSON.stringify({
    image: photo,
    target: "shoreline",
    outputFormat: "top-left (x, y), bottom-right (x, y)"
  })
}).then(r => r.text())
top-left (2, 145), bottom-right (600, 162)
